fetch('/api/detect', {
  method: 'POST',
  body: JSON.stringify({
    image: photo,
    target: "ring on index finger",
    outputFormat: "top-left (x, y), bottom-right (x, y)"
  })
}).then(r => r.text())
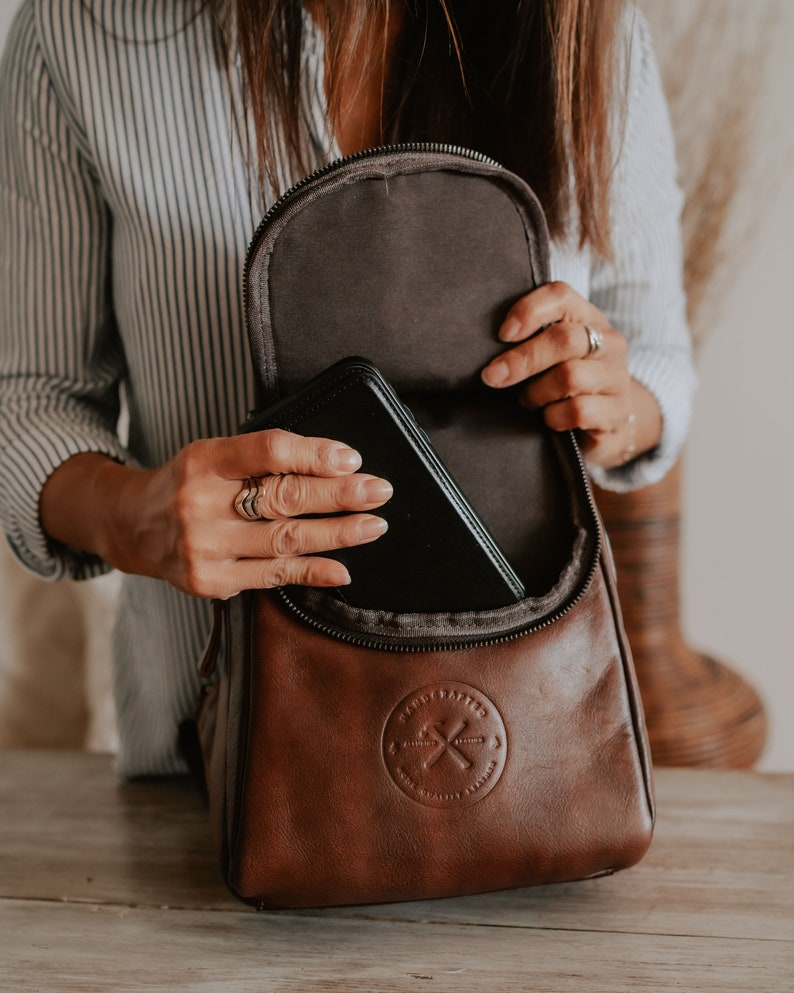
top-left (584, 324), bottom-right (603, 358)
top-left (234, 477), bottom-right (268, 521)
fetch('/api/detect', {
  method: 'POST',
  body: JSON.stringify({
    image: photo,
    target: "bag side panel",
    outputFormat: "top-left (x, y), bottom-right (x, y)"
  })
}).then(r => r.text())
top-left (599, 544), bottom-right (655, 819)
top-left (197, 594), bottom-right (255, 891)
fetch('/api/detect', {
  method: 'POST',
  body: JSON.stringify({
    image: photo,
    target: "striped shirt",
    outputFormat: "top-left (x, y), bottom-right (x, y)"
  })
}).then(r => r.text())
top-left (0, 0), bottom-right (696, 775)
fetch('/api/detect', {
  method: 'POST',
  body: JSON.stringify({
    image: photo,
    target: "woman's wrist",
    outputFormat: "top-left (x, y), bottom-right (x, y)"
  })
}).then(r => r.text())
top-left (623, 378), bottom-right (662, 464)
top-left (578, 377), bottom-right (662, 471)
top-left (40, 453), bottom-right (145, 569)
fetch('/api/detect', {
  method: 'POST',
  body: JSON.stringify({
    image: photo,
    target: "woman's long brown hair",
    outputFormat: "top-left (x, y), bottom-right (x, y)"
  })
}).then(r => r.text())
top-left (222, 0), bottom-right (627, 258)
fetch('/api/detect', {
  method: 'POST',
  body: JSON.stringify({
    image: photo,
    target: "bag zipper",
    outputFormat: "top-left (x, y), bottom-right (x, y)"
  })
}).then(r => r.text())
top-left (237, 142), bottom-right (602, 657)
top-left (275, 438), bottom-right (603, 655)
top-left (198, 436), bottom-right (602, 675)
top-left (242, 142), bottom-right (502, 326)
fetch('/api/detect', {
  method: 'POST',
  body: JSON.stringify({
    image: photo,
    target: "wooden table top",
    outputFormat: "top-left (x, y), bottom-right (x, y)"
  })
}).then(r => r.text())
top-left (0, 750), bottom-right (792, 992)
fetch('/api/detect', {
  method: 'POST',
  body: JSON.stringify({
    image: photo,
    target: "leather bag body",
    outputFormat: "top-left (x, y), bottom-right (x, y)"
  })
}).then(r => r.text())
top-left (198, 146), bottom-right (655, 909)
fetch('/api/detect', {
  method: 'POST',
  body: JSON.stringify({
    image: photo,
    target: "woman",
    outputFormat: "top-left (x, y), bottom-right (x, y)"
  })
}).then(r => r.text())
top-left (0, 0), bottom-right (695, 774)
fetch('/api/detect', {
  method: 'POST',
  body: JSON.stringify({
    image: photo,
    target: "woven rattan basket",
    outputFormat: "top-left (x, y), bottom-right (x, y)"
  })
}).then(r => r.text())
top-left (595, 463), bottom-right (766, 767)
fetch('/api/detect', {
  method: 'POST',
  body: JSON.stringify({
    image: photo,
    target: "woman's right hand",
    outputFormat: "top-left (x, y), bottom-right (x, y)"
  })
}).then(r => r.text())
top-left (41, 429), bottom-right (392, 599)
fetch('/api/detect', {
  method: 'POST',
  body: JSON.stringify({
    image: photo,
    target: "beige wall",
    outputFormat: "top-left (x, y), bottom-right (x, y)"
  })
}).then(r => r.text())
top-left (0, 0), bottom-right (792, 768)
top-left (679, 11), bottom-right (794, 771)
top-left (637, 0), bottom-right (794, 771)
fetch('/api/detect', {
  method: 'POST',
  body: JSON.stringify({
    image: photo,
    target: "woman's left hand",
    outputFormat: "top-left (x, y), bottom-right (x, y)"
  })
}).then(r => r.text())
top-left (481, 281), bottom-right (662, 470)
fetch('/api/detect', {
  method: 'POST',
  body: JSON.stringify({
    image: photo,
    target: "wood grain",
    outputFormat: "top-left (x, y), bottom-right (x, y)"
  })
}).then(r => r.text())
top-left (2, 899), bottom-right (792, 993)
top-left (1, 751), bottom-right (792, 992)
top-left (0, 749), bottom-right (237, 911)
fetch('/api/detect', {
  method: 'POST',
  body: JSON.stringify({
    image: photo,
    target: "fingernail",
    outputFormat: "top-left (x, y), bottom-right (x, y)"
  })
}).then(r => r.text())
top-left (334, 565), bottom-right (352, 586)
top-left (330, 446), bottom-right (361, 472)
top-left (500, 316), bottom-right (522, 341)
top-left (482, 360), bottom-right (509, 388)
top-left (363, 478), bottom-right (393, 503)
top-left (358, 516), bottom-right (388, 540)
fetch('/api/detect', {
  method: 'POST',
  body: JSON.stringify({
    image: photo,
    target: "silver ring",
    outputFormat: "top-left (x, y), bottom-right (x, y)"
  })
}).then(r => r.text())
top-left (584, 323), bottom-right (603, 358)
top-left (234, 477), bottom-right (266, 521)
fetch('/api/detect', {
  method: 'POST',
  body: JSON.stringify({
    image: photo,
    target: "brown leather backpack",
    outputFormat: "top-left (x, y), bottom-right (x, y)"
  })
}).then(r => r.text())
top-left (197, 146), bottom-right (654, 909)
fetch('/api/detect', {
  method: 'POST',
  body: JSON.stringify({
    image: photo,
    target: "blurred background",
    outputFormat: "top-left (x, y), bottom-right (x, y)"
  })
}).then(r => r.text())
top-left (649, 1), bottom-right (794, 771)
top-left (0, 0), bottom-right (792, 769)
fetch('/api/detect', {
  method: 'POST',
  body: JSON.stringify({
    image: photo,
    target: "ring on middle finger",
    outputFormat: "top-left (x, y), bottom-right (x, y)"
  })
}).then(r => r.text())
top-left (584, 323), bottom-right (604, 358)
top-left (234, 477), bottom-right (268, 521)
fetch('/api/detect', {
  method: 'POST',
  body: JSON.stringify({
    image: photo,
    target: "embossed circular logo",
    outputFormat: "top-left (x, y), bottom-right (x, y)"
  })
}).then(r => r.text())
top-left (382, 682), bottom-right (507, 808)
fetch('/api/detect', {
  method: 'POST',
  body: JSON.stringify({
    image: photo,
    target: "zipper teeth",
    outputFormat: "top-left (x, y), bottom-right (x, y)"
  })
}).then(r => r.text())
top-left (242, 142), bottom-right (501, 320)
top-left (244, 142), bottom-right (603, 652)
top-left (278, 440), bottom-right (602, 654)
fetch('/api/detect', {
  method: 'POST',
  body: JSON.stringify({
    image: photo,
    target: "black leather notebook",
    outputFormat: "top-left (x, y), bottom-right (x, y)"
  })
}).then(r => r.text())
top-left (243, 357), bottom-right (525, 612)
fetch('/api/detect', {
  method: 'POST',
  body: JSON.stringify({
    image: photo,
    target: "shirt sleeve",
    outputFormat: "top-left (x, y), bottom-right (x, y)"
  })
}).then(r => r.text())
top-left (586, 9), bottom-right (697, 492)
top-left (0, 0), bottom-right (131, 579)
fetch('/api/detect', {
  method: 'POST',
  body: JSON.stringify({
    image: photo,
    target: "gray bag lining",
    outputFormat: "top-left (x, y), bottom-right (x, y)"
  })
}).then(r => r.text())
top-left (244, 148), bottom-right (600, 645)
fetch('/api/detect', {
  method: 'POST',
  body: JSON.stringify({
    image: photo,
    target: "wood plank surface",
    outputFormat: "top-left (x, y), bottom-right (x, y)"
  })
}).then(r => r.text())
top-left (341, 768), bottom-right (794, 941)
top-left (1, 898), bottom-right (792, 993)
top-left (1, 750), bottom-right (793, 993)
top-left (0, 750), bottom-right (237, 911)
top-left (2, 752), bottom-right (792, 939)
